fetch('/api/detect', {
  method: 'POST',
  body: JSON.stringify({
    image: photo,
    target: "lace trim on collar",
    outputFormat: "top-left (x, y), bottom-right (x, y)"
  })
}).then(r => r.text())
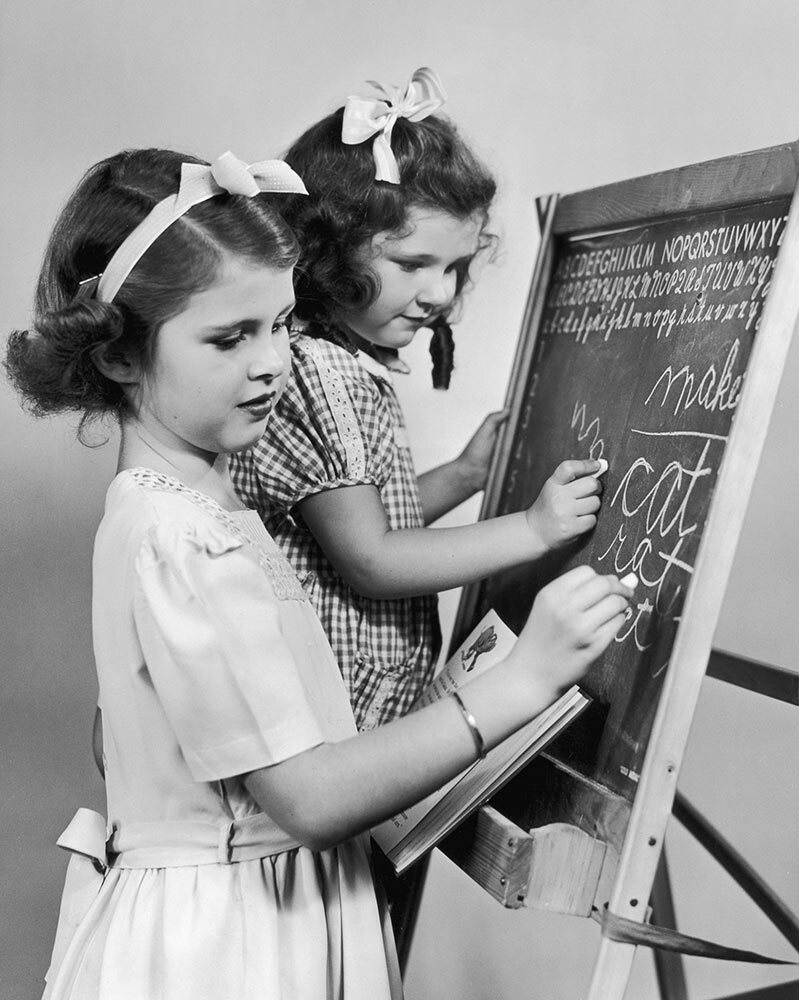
top-left (125, 468), bottom-right (308, 602)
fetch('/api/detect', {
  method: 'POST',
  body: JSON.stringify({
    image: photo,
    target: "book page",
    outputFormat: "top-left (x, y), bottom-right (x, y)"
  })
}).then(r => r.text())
top-left (415, 609), bottom-right (517, 708)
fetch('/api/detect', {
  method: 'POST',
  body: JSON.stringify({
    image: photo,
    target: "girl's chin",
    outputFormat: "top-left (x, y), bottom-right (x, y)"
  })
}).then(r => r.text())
top-left (216, 422), bottom-right (272, 456)
top-left (233, 425), bottom-right (271, 453)
top-left (346, 322), bottom-right (421, 352)
top-left (373, 326), bottom-right (420, 350)
top-left (395, 330), bottom-right (421, 348)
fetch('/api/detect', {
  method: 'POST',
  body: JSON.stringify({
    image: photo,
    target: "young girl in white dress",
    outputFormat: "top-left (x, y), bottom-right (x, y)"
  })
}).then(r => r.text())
top-left (6, 146), bottom-right (634, 1000)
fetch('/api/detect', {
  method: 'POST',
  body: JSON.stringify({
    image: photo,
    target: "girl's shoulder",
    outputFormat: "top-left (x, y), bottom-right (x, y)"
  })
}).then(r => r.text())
top-left (283, 333), bottom-right (390, 433)
top-left (107, 467), bottom-right (226, 517)
top-left (236, 334), bottom-right (397, 504)
top-left (101, 469), bottom-right (246, 560)
top-left (291, 333), bottom-right (375, 389)
top-left (105, 469), bottom-right (308, 603)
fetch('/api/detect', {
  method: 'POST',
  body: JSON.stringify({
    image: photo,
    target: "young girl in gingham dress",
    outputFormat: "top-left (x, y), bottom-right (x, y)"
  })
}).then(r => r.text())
top-left (231, 69), bottom-right (607, 733)
top-left (233, 331), bottom-right (443, 731)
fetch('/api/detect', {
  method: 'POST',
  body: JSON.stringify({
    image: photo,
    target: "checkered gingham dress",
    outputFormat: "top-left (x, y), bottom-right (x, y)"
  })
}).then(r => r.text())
top-left (230, 334), bottom-right (441, 732)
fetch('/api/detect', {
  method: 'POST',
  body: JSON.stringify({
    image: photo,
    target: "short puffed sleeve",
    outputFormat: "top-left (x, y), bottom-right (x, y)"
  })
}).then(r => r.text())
top-left (236, 338), bottom-right (395, 513)
top-left (133, 519), bottom-right (325, 782)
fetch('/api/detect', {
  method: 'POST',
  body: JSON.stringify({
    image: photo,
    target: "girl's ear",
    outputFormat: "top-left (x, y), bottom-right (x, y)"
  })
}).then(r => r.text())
top-left (89, 342), bottom-right (143, 387)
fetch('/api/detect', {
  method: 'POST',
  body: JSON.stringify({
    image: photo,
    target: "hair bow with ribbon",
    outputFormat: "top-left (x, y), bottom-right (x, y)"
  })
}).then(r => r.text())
top-left (97, 152), bottom-right (307, 303)
top-left (341, 67), bottom-right (447, 184)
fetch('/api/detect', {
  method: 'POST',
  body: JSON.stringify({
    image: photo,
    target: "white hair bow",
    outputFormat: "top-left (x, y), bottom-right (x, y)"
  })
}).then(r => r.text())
top-left (341, 67), bottom-right (447, 184)
top-left (97, 152), bottom-right (307, 303)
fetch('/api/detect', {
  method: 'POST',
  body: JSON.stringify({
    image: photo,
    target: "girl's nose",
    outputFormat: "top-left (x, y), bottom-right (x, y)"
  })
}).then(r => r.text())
top-left (248, 340), bottom-right (285, 382)
top-left (417, 270), bottom-right (457, 310)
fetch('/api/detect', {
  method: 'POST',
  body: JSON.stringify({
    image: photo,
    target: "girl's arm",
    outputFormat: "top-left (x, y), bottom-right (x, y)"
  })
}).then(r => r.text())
top-left (417, 410), bottom-right (508, 524)
top-left (298, 458), bottom-right (603, 599)
top-left (244, 567), bottom-right (633, 851)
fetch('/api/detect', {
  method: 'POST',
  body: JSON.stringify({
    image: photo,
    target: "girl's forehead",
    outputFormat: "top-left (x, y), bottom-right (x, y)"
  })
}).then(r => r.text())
top-left (376, 207), bottom-right (482, 256)
top-left (175, 261), bottom-right (295, 325)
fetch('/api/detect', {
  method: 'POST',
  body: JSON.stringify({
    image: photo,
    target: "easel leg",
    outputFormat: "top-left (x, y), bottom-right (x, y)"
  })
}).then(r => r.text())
top-left (650, 849), bottom-right (688, 1000)
top-left (372, 848), bottom-right (430, 975)
top-left (394, 856), bottom-right (429, 974)
top-left (588, 934), bottom-right (638, 999)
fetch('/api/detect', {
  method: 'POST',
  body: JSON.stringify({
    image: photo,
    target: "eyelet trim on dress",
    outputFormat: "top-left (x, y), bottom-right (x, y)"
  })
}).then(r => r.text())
top-left (300, 338), bottom-right (366, 480)
top-left (128, 468), bottom-right (308, 602)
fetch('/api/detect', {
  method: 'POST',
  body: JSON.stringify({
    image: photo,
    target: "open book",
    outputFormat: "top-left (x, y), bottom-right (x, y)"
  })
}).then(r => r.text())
top-left (371, 610), bottom-right (590, 874)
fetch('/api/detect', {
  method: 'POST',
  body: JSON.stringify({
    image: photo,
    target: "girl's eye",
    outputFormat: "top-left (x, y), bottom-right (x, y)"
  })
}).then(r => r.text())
top-left (214, 331), bottom-right (247, 351)
top-left (272, 317), bottom-right (292, 336)
top-left (397, 261), bottom-right (424, 273)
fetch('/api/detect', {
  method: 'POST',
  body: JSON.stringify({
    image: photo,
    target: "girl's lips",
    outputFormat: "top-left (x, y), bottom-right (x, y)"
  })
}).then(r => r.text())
top-left (238, 393), bottom-right (276, 416)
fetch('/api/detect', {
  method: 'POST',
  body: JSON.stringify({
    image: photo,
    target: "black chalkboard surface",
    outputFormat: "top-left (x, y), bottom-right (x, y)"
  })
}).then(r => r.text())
top-left (471, 197), bottom-right (791, 802)
top-left (443, 147), bottom-right (799, 990)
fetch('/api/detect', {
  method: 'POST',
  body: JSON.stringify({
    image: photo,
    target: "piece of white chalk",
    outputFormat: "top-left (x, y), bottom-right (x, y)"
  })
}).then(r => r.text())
top-left (596, 458), bottom-right (609, 476)
top-left (620, 572), bottom-right (638, 589)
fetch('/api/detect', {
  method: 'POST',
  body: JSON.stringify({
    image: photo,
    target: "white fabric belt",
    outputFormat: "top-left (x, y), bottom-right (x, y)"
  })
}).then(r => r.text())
top-left (58, 806), bottom-right (302, 869)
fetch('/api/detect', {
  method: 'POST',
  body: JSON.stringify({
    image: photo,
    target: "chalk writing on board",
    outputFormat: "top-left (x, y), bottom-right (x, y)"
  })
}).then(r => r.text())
top-left (571, 402), bottom-right (605, 460)
top-left (645, 339), bottom-right (743, 415)
top-left (475, 198), bottom-right (791, 799)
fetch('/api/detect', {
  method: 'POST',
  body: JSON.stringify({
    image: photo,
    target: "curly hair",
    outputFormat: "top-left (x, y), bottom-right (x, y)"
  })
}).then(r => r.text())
top-left (5, 148), bottom-right (299, 437)
top-left (280, 109), bottom-right (497, 385)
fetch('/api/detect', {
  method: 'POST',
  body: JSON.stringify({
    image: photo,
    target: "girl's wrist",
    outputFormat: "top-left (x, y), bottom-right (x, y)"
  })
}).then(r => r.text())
top-left (519, 509), bottom-right (549, 559)
top-left (463, 654), bottom-right (564, 752)
top-left (436, 456), bottom-right (481, 505)
top-left (503, 649), bottom-right (564, 707)
top-left (453, 454), bottom-right (486, 498)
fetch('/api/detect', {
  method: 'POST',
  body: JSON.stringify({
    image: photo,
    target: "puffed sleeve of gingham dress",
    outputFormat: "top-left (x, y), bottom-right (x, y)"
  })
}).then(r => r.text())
top-left (235, 337), bottom-right (395, 515)
top-left (133, 518), bottom-right (326, 781)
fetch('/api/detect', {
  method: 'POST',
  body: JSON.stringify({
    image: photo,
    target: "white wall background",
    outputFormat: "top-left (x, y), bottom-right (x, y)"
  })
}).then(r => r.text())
top-left (2, 2), bottom-right (798, 998)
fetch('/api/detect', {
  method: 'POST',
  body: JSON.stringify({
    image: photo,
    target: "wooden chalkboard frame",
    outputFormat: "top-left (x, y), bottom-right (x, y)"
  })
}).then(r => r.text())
top-left (447, 142), bottom-right (799, 998)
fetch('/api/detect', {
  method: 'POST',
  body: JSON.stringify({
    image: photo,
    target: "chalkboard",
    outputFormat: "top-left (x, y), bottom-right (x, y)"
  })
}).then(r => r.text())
top-left (469, 196), bottom-right (791, 802)
top-left (444, 146), bottom-right (799, 990)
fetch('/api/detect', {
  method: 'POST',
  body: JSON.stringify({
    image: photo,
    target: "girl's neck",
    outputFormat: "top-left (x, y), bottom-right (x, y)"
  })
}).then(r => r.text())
top-left (331, 325), bottom-right (411, 375)
top-left (117, 419), bottom-right (245, 511)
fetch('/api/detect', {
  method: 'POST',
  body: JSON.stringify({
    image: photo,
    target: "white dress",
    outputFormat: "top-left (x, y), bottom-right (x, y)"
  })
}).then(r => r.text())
top-left (42, 469), bottom-right (402, 1000)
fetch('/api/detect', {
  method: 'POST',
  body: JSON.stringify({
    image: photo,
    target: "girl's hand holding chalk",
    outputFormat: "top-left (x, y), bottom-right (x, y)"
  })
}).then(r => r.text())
top-left (525, 457), bottom-right (607, 552)
top-left (508, 564), bottom-right (636, 697)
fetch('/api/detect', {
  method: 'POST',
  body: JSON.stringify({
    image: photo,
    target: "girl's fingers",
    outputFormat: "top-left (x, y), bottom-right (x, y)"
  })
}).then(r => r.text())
top-left (550, 458), bottom-right (603, 485)
top-left (569, 475), bottom-right (603, 499)
top-left (573, 495), bottom-right (601, 516)
top-left (585, 610), bottom-right (630, 656)
top-left (476, 410), bottom-right (509, 435)
top-left (572, 513), bottom-right (597, 535)
top-left (579, 593), bottom-right (632, 637)
top-left (572, 571), bottom-right (636, 611)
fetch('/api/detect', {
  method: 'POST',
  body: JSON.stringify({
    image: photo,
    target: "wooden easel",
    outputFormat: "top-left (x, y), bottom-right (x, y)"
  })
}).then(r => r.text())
top-left (401, 143), bottom-right (799, 997)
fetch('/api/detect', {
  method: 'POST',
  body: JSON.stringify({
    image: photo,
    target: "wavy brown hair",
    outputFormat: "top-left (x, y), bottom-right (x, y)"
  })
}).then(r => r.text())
top-left (6, 148), bottom-right (299, 437)
top-left (280, 109), bottom-right (497, 385)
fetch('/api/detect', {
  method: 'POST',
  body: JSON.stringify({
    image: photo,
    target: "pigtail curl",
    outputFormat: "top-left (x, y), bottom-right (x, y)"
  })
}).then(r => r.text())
top-left (429, 316), bottom-right (455, 390)
top-left (5, 298), bottom-right (127, 420)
